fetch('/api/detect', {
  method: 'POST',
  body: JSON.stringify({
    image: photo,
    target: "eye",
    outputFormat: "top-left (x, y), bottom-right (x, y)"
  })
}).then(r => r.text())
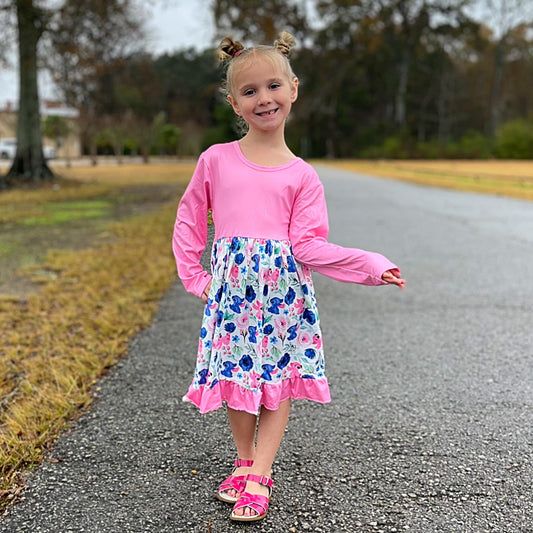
top-left (270, 82), bottom-right (281, 90)
top-left (243, 88), bottom-right (255, 96)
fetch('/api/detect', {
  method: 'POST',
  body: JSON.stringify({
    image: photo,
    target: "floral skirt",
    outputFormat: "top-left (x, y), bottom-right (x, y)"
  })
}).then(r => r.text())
top-left (183, 237), bottom-right (331, 414)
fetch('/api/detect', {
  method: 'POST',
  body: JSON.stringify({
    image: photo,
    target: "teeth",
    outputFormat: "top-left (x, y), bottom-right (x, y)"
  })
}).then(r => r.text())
top-left (259, 109), bottom-right (276, 116)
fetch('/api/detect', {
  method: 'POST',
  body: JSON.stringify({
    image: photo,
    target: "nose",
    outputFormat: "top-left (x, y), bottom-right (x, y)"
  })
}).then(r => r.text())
top-left (257, 88), bottom-right (272, 105)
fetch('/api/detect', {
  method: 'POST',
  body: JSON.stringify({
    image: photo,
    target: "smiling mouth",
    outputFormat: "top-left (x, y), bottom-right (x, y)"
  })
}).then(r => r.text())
top-left (257, 108), bottom-right (278, 117)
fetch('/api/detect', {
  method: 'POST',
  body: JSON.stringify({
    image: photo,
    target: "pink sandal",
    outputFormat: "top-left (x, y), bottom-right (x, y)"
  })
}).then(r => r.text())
top-left (230, 474), bottom-right (274, 522)
top-left (216, 459), bottom-right (254, 503)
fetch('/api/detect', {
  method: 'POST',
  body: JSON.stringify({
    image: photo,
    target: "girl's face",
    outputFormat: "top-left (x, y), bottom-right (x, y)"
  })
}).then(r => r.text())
top-left (228, 56), bottom-right (298, 134)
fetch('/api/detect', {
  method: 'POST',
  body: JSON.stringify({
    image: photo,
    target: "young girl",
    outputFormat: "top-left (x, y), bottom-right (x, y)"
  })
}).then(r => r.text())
top-left (173, 31), bottom-right (405, 522)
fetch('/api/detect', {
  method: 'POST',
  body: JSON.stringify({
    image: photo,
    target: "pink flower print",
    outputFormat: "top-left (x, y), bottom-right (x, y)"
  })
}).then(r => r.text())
top-left (268, 269), bottom-right (280, 285)
top-left (312, 334), bottom-right (323, 349)
top-left (261, 335), bottom-right (269, 349)
top-left (274, 317), bottom-right (288, 334)
top-left (230, 265), bottom-right (240, 279)
top-left (259, 269), bottom-right (269, 284)
top-left (293, 298), bottom-right (304, 315)
top-left (236, 314), bottom-right (250, 329)
top-left (288, 362), bottom-right (302, 378)
top-left (249, 370), bottom-right (261, 388)
top-left (213, 333), bottom-right (231, 350)
top-left (252, 301), bottom-right (263, 321)
top-left (297, 331), bottom-right (312, 347)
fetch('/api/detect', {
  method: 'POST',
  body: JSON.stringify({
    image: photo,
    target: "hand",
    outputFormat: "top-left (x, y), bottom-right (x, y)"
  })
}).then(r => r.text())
top-left (382, 268), bottom-right (406, 289)
top-left (201, 281), bottom-right (212, 303)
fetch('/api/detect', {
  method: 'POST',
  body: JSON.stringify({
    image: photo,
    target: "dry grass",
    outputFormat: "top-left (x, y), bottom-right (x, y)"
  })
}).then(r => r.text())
top-left (320, 160), bottom-right (533, 201)
top-left (0, 163), bottom-right (192, 509)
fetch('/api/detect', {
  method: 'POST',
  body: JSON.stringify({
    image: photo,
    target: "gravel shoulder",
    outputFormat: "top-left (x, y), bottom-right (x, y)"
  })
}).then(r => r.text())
top-left (1, 167), bottom-right (532, 533)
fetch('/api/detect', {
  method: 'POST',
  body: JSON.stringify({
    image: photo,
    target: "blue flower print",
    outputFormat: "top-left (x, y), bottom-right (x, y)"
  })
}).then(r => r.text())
top-left (287, 256), bottom-right (297, 273)
top-left (261, 364), bottom-right (276, 381)
top-left (285, 287), bottom-right (296, 305)
top-left (274, 256), bottom-right (283, 268)
top-left (221, 361), bottom-right (237, 377)
top-left (268, 297), bottom-right (283, 314)
top-left (303, 309), bottom-right (316, 325)
top-left (198, 368), bottom-right (209, 385)
top-left (230, 238), bottom-right (240, 253)
top-left (239, 354), bottom-right (253, 372)
top-left (265, 240), bottom-right (273, 256)
top-left (216, 310), bottom-right (224, 327)
top-left (232, 335), bottom-right (240, 343)
top-left (304, 348), bottom-right (316, 359)
top-left (209, 378), bottom-right (219, 389)
top-left (230, 295), bottom-right (245, 313)
top-left (245, 285), bottom-right (256, 303)
top-left (200, 327), bottom-right (207, 339)
top-left (235, 253), bottom-right (245, 265)
top-left (302, 284), bottom-right (309, 295)
top-left (263, 324), bottom-right (274, 336)
top-left (252, 254), bottom-right (260, 273)
top-left (263, 285), bottom-right (269, 297)
top-left (225, 322), bottom-right (236, 333)
top-left (277, 353), bottom-right (290, 369)
top-left (271, 337), bottom-right (278, 345)
top-left (248, 326), bottom-right (257, 343)
top-left (287, 324), bottom-right (298, 340)
top-left (215, 286), bottom-right (223, 303)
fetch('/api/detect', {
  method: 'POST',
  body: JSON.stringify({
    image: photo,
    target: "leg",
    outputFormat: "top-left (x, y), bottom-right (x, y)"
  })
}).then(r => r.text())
top-left (222, 407), bottom-right (257, 499)
top-left (233, 399), bottom-right (291, 517)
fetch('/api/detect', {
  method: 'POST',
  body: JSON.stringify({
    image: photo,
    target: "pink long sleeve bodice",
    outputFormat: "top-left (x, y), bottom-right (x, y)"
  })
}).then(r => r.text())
top-left (173, 141), bottom-right (397, 297)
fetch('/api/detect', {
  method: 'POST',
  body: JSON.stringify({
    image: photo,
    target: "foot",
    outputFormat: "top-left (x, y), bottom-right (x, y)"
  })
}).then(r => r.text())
top-left (222, 463), bottom-right (253, 500)
top-left (217, 459), bottom-right (253, 502)
top-left (232, 473), bottom-right (272, 518)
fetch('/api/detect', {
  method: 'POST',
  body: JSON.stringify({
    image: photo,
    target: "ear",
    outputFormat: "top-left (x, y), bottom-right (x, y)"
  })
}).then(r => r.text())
top-left (227, 95), bottom-right (242, 116)
top-left (290, 77), bottom-right (299, 103)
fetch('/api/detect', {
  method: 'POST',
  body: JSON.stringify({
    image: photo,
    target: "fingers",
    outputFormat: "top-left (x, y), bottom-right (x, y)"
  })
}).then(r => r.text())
top-left (201, 281), bottom-right (212, 303)
top-left (382, 269), bottom-right (406, 289)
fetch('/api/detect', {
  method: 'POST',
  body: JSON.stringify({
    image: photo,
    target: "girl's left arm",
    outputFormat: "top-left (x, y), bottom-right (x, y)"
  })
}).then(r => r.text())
top-left (173, 156), bottom-right (213, 298)
top-left (289, 171), bottom-right (405, 288)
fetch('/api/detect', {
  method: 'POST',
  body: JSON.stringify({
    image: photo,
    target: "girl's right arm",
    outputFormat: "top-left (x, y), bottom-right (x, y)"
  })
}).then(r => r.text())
top-left (289, 170), bottom-right (402, 287)
top-left (172, 155), bottom-right (213, 299)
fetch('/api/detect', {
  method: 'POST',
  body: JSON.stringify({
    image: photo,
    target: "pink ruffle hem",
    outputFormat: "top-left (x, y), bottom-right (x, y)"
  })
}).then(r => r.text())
top-left (183, 377), bottom-right (331, 415)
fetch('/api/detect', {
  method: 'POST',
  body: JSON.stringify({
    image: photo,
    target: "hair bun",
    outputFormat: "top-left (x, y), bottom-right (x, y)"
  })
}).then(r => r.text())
top-left (217, 37), bottom-right (245, 62)
top-left (274, 31), bottom-right (295, 56)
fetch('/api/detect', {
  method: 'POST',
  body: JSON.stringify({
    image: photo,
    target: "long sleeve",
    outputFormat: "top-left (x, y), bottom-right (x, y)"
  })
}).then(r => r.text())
top-left (173, 156), bottom-right (213, 298)
top-left (289, 171), bottom-right (397, 286)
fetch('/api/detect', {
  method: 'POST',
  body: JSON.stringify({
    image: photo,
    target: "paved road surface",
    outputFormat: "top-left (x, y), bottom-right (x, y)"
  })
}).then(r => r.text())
top-left (1, 166), bottom-right (532, 533)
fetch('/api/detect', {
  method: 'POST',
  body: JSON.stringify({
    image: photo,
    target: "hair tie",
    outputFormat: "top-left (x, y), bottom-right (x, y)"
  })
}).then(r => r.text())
top-left (234, 49), bottom-right (244, 58)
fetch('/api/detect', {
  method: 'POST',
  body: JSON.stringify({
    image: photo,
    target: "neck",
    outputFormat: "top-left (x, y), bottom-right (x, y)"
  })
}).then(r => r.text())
top-left (240, 125), bottom-right (288, 151)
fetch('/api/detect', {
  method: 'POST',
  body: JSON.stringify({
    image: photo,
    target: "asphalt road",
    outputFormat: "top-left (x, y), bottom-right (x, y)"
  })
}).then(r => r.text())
top-left (1, 166), bottom-right (532, 533)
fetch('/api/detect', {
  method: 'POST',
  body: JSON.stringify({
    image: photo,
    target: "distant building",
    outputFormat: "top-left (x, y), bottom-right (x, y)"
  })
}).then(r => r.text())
top-left (0, 99), bottom-right (81, 158)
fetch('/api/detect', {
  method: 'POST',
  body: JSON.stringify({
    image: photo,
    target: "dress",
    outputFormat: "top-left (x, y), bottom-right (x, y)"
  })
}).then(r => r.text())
top-left (173, 141), bottom-right (397, 415)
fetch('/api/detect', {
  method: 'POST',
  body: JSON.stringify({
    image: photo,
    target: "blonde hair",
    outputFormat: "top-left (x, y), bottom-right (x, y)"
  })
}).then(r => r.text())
top-left (217, 31), bottom-right (297, 97)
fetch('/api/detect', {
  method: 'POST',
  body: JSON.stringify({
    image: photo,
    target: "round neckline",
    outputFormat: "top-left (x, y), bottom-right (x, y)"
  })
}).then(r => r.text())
top-left (233, 140), bottom-right (301, 171)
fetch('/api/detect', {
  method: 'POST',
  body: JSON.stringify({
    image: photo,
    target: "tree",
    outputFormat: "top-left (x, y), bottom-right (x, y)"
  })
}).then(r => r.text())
top-left (478, 0), bottom-right (533, 134)
top-left (1, 0), bottom-right (53, 187)
top-left (213, 0), bottom-right (309, 43)
top-left (0, 0), bottom-right (144, 186)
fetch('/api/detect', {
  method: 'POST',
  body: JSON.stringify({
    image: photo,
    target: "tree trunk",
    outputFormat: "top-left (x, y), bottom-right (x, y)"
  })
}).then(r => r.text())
top-left (2, 0), bottom-right (54, 187)
top-left (490, 36), bottom-right (505, 136)
top-left (395, 52), bottom-right (409, 128)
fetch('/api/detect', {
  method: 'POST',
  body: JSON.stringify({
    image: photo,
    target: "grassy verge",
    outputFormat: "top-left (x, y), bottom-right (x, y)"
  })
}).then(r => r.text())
top-left (320, 160), bottom-right (533, 201)
top-left (0, 164), bottom-right (193, 509)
